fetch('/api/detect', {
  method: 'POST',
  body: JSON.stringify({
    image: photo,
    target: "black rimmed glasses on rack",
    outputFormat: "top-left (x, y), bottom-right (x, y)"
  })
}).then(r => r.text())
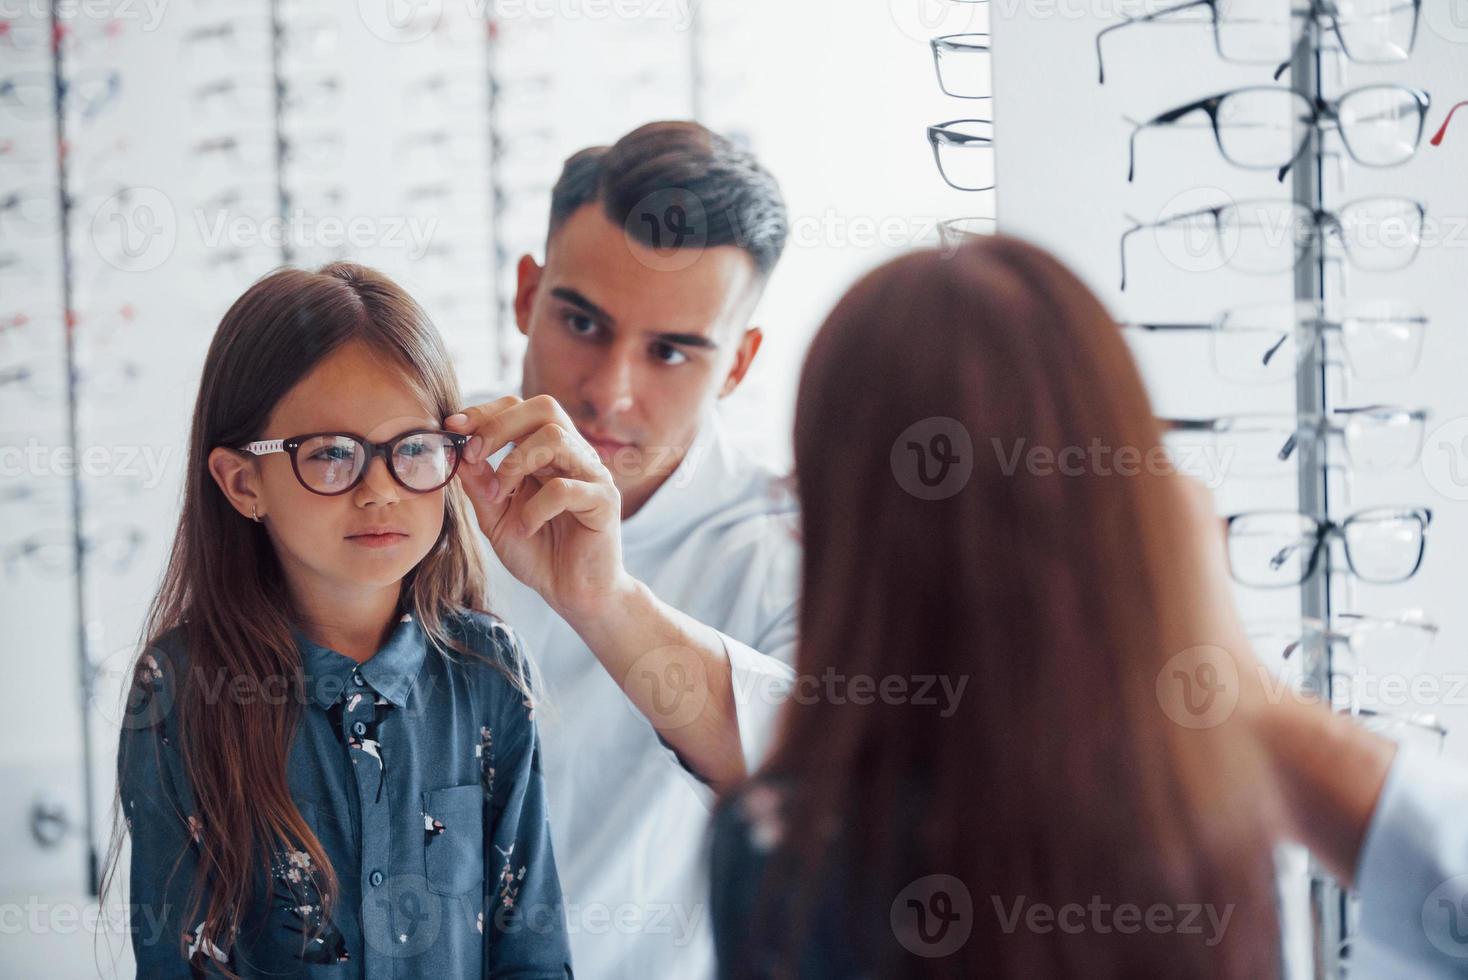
top-left (1127, 84), bottom-right (1430, 181)
top-left (927, 119), bottom-right (995, 191)
top-left (1119, 196), bottom-right (1425, 290)
top-left (1162, 405), bottom-right (1427, 476)
top-left (1124, 299), bottom-right (1427, 384)
top-left (1225, 506), bottom-right (1432, 588)
top-left (237, 430), bottom-right (470, 496)
top-left (930, 33), bottom-right (992, 100)
top-left (1096, 0), bottom-right (1422, 83)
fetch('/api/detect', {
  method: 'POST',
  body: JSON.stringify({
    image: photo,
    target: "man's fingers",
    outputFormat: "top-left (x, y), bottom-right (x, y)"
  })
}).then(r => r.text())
top-left (454, 455), bottom-right (512, 527)
top-left (497, 424), bottom-right (607, 501)
top-left (447, 394), bottom-right (577, 464)
top-left (519, 477), bottom-right (618, 536)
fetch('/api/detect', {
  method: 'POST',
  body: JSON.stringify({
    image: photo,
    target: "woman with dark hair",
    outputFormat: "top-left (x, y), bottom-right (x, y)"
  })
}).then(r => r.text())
top-left (709, 236), bottom-right (1288, 978)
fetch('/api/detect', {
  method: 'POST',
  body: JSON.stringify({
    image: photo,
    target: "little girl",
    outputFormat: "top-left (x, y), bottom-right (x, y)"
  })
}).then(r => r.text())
top-left (106, 263), bottom-right (572, 977)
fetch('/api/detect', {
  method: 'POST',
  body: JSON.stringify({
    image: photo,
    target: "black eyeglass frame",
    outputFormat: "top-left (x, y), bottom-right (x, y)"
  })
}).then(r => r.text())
top-left (1224, 506), bottom-right (1433, 588)
top-left (1126, 83), bottom-right (1431, 182)
top-left (235, 429), bottom-right (470, 497)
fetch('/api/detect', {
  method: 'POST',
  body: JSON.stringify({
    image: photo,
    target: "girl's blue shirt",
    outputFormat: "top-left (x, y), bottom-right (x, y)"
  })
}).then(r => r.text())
top-left (118, 606), bottom-right (573, 978)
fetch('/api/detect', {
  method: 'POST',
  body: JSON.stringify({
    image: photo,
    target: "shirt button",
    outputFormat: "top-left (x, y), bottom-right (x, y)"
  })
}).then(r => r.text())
top-left (352, 673), bottom-right (365, 687)
top-left (352, 721), bottom-right (367, 737)
top-left (369, 870), bottom-right (384, 887)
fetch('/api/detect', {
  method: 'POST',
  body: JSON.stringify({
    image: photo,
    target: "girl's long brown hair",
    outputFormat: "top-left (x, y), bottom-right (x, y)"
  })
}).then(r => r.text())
top-left (736, 236), bottom-right (1280, 977)
top-left (101, 262), bottom-right (525, 972)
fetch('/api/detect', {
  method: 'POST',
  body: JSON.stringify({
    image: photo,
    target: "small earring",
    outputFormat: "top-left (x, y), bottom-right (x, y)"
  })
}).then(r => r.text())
top-left (252, 504), bottom-right (262, 523)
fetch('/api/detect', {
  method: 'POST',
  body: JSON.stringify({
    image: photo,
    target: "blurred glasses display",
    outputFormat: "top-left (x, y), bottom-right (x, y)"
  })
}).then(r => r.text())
top-left (1162, 405), bottom-right (1427, 476)
top-left (1225, 506), bottom-right (1432, 588)
top-left (1252, 610), bottom-right (1438, 669)
top-left (2, 69), bottom-right (120, 123)
top-left (937, 216), bottom-right (998, 248)
top-left (2, 524), bottom-right (145, 580)
top-left (1119, 196), bottom-right (1426, 290)
top-left (1352, 707), bottom-right (1447, 754)
top-left (1096, 0), bottom-right (1421, 83)
top-left (1123, 298), bottom-right (1427, 384)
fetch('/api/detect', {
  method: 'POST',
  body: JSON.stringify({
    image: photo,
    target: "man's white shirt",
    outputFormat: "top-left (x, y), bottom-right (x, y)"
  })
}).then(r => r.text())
top-left (1352, 746), bottom-right (1468, 977)
top-left (482, 408), bottom-right (800, 980)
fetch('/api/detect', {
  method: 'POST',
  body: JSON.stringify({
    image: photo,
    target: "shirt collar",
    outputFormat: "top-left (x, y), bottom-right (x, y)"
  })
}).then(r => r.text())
top-left (294, 611), bottom-right (427, 709)
top-left (622, 409), bottom-right (735, 544)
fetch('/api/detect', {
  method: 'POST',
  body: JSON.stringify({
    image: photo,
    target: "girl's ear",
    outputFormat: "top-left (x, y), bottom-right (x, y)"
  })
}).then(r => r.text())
top-left (207, 447), bottom-right (268, 522)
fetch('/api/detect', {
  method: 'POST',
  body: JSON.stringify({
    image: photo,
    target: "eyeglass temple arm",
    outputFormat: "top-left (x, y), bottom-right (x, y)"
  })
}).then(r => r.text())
top-left (1272, 28), bottom-right (1311, 81)
top-left (1118, 215), bottom-right (1148, 291)
top-left (1430, 100), bottom-right (1468, 146)
top-left (1095, 0), bottom-right (1212, 84)
top-left (239, 440), bottom-right (286, 455)
top-left (1127, 103), bottom-right (1206, 183)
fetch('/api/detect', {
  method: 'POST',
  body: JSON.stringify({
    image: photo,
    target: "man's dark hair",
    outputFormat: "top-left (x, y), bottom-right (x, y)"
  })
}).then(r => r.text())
top-left (547, 121), bottom-right (789, 277)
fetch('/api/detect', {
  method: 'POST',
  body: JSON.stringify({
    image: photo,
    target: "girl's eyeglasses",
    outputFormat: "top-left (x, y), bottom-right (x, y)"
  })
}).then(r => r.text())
top-left (237, 430), bottom-right (470, 496)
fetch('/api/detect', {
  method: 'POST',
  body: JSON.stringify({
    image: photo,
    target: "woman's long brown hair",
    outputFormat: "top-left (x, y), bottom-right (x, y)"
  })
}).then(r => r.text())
top-left (738, 236), bottom-right (1280, 977)
top-left (100, 262), bottom-right (526, 973)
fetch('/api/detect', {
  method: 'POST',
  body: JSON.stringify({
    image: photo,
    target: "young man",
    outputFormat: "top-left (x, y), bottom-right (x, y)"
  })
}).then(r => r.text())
top-left (447, 121), bottom-right (799, 979)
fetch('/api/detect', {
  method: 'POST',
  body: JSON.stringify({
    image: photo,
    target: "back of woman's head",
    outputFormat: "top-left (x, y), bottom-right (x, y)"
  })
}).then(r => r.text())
top-left (103, 262), bottom-right (501, 972)
top-left (758, 236), bottom-right (1279, 977)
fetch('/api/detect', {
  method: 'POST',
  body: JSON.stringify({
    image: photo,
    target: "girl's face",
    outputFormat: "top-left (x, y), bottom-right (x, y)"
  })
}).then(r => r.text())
top-left (247, 340), bottom-right (449, 598)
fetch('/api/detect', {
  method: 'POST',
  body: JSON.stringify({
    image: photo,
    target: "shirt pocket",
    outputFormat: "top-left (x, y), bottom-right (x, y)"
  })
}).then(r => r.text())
top-left (421, 784), bottom-right (485, 897)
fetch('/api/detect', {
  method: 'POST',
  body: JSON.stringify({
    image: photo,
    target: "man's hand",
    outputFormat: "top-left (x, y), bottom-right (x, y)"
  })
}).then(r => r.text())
top-left (447, 394), bottom-right (634, 619)
top-left (446, 394), bottom-right (749, 790)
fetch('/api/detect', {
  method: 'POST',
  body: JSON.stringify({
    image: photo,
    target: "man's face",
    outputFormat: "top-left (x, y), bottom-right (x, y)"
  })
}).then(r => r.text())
top-left (514, 204), bottom-right (764, 515)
